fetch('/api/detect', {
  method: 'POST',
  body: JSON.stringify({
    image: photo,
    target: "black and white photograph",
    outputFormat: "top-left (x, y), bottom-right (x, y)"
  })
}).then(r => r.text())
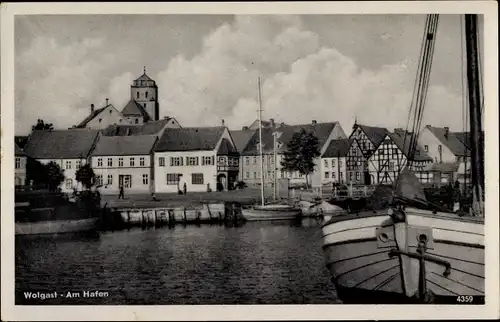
top-left (1, 1), bottom-right (498, 320)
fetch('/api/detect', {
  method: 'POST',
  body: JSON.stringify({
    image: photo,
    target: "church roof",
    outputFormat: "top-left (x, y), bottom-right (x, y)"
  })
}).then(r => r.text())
top-left (121, 99), bottom-right (150, 120)
top-left (135, 73), bottom-right (153, 82)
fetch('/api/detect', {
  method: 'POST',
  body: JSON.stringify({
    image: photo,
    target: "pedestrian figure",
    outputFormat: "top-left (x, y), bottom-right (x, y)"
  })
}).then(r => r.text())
top-left (151, 192), bottom-right (157, 201)
top-left (119, 185), bottom-right (125, 199)
top-left (183, 182), bottom-right (187, 196)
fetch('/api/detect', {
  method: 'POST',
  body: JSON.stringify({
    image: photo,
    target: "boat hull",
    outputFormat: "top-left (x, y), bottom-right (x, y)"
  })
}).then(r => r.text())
top-left (15, 217), bottom-right (99, 235)
top-left (322, 208), bottom-right (484, 303)
top-left (241, 205), bottom-right (301, 221)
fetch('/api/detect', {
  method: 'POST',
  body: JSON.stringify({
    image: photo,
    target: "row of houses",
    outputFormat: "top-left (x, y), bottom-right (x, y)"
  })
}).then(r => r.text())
top-left (14, 118), bottom-right (476, 194)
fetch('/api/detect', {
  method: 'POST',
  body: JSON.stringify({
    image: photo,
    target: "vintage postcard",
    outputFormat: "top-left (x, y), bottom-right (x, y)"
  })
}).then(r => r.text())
top-left (1, 1), bottom-right (499, 320)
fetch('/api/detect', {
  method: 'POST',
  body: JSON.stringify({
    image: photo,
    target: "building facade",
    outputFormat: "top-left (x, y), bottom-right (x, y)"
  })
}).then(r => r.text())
top-left (153, 127), bottom-right (238, 193)
top-left (90, 135), bottom-right (158, 194)
top-left (76, 103), bottom-right (123, 130)
top-left (320, 139), bottom-right (351, 185)
top-left (15, 144), bottom-right (27, 186)
top-left (23, 129), bottom-right (101, 193)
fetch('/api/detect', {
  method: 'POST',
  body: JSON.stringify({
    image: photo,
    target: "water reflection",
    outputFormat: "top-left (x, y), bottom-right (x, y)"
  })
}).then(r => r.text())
top-left (16, 217), bottom-right (339, 305)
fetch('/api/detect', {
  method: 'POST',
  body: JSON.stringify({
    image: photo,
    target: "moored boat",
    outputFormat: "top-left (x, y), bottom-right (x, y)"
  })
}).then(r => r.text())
top-left (241, 204), bottom-right (301, 221)
top-left (322, 14), bottom-right (485, 303)
top-left (15, 188), bottom-right (102, 236)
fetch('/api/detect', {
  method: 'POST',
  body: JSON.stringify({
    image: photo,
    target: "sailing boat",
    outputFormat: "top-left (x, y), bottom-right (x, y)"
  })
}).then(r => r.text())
top-left (322, 14), bottom-right (485, 303)
top-left (241, 77), bottom-right (302, 221)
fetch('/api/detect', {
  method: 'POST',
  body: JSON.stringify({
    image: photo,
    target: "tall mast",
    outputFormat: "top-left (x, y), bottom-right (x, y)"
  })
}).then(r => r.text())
top-left (464, 14), bottom-right (484, 215)
top-left (273, 131), bottom-right (277, 201)
top-left (258, 77), bottom-right (265, 206)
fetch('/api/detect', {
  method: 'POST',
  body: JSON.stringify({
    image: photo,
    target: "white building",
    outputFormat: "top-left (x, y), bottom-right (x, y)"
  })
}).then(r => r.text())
top-left (23, 129), bottom-right (101, 192)
top-left (90, 135), bottom-right (158, 194)
top-left (15, 144), bottom-right (27, 186)
top-left (153, 127), bottom-right (239, 193)
top-left (320, 139), bottom-right (351, 185)
top-left (75, 102), bottom-right (123, 130)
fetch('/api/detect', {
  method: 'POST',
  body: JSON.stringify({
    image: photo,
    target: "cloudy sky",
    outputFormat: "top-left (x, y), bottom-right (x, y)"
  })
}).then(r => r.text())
top-left (15, 14), bottom-right (481, 135)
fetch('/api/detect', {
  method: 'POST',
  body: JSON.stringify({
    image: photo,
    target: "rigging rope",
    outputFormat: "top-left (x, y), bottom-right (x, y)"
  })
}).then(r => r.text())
top-left (404, 14), bottom-right (440, 167)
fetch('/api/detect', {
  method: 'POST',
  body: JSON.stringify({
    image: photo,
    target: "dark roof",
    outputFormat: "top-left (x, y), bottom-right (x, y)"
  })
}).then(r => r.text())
top-left (154, 127), bottom-right (226, 152)
top-left (322, 139), bottom-right (352, 158)
top-left (135, 73), bottom-right (153, 82)
top-left (357, 124), bottom-right (390, 148)
top-left (15, 136), bottom-right (29, 149)
top-left (278, 122), bottom-right (339, 149)
top-left (15, 144), bottom-right (26, 156)
top-left (217, 138), bottom-right (238, 155)
top-left (426, 126), bottom-right (484, 157)
top-left (91, 135), bottom-right (158, 156)
top-left (75, 106), bottom-right (107, 128)
top-left (240, 128), bottom-right (276, 156)
top-left (388, 131), bottom-right (432, 161)
top-left (101, 118), bottom-right (176, 137)
top-left (121, 99), bottom-right (150, 120)
top-left (230, 129), bottom-right (257, 152)
top-left (24, 129), bottom-right (100, 159)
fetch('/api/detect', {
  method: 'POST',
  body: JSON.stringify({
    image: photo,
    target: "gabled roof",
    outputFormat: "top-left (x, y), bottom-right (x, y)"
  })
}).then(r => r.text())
top-left (387, 131), bottom-right (432, 161)
top-left (240, 128), bottom-right (276, 156)
top-left (24, 129), bottom-right (100, 159)
top-left (75, 106), bottom-right (107, 128)
top-left (217, 138), bottom-right (238, 155)
top-left (154, 127), bottom-right (226, 152)
top-left (91, 135), bottom-right (158, 156)
top-left (356, 124), bottom-right (390, 148)
top-left (135, 73), bottom-right (153, 82)
top-left (425, 126), bottom-right (484, 157)
top-left (121, 99), bottom-right (150, 120)
top-left (101, 117), bottom-right (177, 137)
top-left (230, 129), bottom-right (257, 152)
top-left (322, 139), bottom-right (352, 158)
top-left (278, 122), bottom-right (339, 149)
top-left (15, 136), bottom-right (29, 149)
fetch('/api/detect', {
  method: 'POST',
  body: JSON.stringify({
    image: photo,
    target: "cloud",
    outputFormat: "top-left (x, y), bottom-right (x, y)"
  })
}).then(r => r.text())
top-left (155, 15), bottom-right (464, 133)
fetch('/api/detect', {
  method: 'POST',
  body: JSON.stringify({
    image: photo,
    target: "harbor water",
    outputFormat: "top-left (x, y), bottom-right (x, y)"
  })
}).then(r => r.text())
top-left (15, 218), bottom-right (340, 305)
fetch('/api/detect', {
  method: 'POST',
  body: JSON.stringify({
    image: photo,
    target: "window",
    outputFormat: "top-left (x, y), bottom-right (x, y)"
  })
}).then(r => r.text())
top-left (424, 145), bottom-right (429, 152)
top-left (99, 118), bottom-right (102, 123)
top-left (159, 157), bottom-right (165, 167)
top-left (167, 173), bottom-right (181, 185)
top-left (143, 103), bottom-right (146, 108)
top-left (355, 172), bottom-right (360, 181)
top-left (135, 118), bottom-right (139, 124)
top-left (137, 92), bottom-right (139, 99)
top-left (170, 157), bottom-right (183, 166)
top-left (332, 172), bottom-right (336, 180)
top-left (349, 172), bottom-right (353, 181)
top-left (253, 156), bottom-right (257, 164)
top-left (388, 161), bottom-right (395, 171)
top-left (145, 91), bottom-right (148, 98)
top-left (187, 156), bottom-right (199, 166)
top-left (233, 158), bottom-right (239, 167)
top-left (15, 157), bottom-right (21, 169)
top-left (130, 157), bottom-right (135, 167)
top-left (438, 145), bottom-right (442, 152)
top-left (143, 174), bottom-right (149, 185)
top-left (339, 172), bottom-right (343, 179)
top-left (378, 149), bottom-right (384, 155)
top-left (245, 157), bottom-right (250, 165)
top-left (281, 171), bottom-right (284, 178)
top-left (118, 158), bottom-right (124, 167)
top-left (140, 157), bottom-right (145, 166)
top-left (122, 175), bottom-right (131, 188)
top-left (331, 159), bottom-right (336, 168)
top-left (392, 148), bottom-right (398, 155)
top-left (97, 158), bottom-right (103, 167)
top-left (192, 173), bottom-right (204, 184)
top-left (253, 172), bottom-right (257, 179)
top-left (65, 179), bottom-right (73, 190)
top-left (96, 175), bottom-right (103, 186)
top-left (324, 159), bottom-right (329, 168)
top-left (107, 158), bottom-right (112, 167)
top-left (202, 156), bottom-right (214, 165)
top-left (324, 172), bottom-right (329, 179)
top-left (64, 160), bottom-right (71, 170)
top-left (270, 155), bottom-right (274, 164)
top-left (298, 173), bottom-right (303, 178)
top-left (107, 175), bottom-right (113, 185)
top-left (76, 160), bottom-right (82, 169)
top-left (110, 110), bottom-right (112, 114)
top-left (218, 157), bottom-right (225, 166)
top-left (246, 172), bottom-right (250, 179)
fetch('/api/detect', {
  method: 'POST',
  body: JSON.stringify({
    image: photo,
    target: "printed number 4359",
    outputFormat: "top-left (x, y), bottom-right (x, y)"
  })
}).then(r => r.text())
top-left (457, 296), bottom-right (474, 303)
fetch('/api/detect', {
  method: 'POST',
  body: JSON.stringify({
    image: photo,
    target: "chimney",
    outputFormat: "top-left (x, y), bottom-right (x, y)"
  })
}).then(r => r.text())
top-left (242, 126), bottom-right (249, 130)
top-left (90, 104), bottom-right (95, 113)
top-left (426, 124), bottom-right (431, 128)
top-left (221, 119), bottom-right (225, 126)
top-left (312, 120), bottom-right (317, 126)
top-left (444, 127), bottom-right (449, 139)
top-left (105, 98), bottom-right (109, 106)
top-left (270, 118), bottom-right (275, 128)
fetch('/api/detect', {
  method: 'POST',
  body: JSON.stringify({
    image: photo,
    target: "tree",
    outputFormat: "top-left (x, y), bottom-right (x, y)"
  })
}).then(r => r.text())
top-left (32, 119), bottom-right (54, 131)
top-left (44, 161), bottom-right (65, 191)
top-left (280, 129), bottom-right (321, 189)
top-left (26, 157), bottom-right (49, 187)
top-left (76, 164), bottom-right (96, 190)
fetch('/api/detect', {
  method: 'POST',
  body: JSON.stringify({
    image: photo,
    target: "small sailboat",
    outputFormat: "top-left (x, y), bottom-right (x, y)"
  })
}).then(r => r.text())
top-left (241, 77), bottom-right (302, 221)
top-left (322, 14), bottom-right (485, 303)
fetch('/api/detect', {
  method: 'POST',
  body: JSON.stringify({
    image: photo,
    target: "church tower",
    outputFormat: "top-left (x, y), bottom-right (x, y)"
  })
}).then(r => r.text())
top-left (129, 67), bottom-right (159, 122)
